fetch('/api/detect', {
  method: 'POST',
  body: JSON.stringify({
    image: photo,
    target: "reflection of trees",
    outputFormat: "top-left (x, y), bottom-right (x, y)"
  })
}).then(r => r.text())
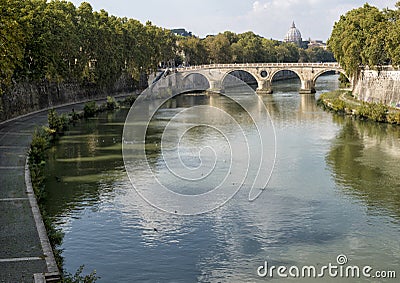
top-left (326, 118), bottom-right (400, 219)
top-left (44, 109), bottom-right (127, 218)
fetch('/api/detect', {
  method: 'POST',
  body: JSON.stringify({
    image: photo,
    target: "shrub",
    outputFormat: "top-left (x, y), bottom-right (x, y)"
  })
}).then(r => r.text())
top-left (48, 109), bottom-right (68, 134)
top-left (356, 102), bottom-right (388, 122)
top-left (29, 127), bottom-right (50, 165)
top-left (62, 265), bottom-right (100, 283)
top-left (369, 103), bottom-right (388, 122)
top-left (356, 103), bottom-right (370, 119)
top-left (28, 126), bottom-right (50, 201)
top-left (387, 111), bottom-right (400, 124)
top-left (331, 98), bottom-right (346, 112)
top-left (106, 96), bottom-right (117, 110)
top-left (83, 101), bottom-right (97, 118)
top-left (122, 94), bottom-right (136, 106)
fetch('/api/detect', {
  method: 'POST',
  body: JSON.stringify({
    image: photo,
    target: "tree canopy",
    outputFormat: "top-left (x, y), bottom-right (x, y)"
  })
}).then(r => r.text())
top-left (328, 2), bottom-right (400, 76)
top-left (0, 0), bottom-right (176, 91)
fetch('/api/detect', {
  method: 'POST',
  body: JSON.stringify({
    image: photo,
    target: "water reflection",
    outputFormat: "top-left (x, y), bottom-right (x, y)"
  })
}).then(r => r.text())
top-left (44, 109), bottom-right (127, 217)
top-left (327, 117), bottom-right (400, 219)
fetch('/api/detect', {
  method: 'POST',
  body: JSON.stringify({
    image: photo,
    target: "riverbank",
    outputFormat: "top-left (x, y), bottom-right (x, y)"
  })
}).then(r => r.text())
top-left (0, 94), bottom-right (135, 282)
top-left (317, 89), bottom-right (400, 124)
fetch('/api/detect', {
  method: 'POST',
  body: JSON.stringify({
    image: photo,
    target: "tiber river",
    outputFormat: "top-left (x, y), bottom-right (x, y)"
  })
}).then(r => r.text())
top-left (44, 75), bottom-right (399, 282)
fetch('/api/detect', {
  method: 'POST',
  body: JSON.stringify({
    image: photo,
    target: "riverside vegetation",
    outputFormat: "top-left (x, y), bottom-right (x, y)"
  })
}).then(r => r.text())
top-left (28, 95), bottom-right (135, 282)
top-left (318, 90), bottom-right (400, 124)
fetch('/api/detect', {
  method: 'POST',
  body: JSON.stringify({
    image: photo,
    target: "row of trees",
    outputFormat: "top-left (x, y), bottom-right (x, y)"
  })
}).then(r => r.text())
top-left (328, 2), bottom-right (400, 76)
top-left (0, 0), bottom-right (176, 91)
top-left (1, 0), bottom-right (335, 94)
top-left (178, 31), bottom-right (334, 65)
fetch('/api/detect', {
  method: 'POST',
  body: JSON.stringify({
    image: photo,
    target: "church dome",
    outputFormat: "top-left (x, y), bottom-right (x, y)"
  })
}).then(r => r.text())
top-left (284, 22), bottom-right (302, 45)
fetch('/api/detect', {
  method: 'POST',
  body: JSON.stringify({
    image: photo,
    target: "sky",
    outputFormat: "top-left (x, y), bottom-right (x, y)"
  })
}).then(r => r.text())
top-left (68, 0), bottom-right (397, 41)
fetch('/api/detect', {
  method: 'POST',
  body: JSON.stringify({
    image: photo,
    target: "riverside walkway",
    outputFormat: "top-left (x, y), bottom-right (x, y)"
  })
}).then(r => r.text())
top-left (0, 95), bottom-right (126, 282)
top-left (0, 104), bottom-right (87, 282)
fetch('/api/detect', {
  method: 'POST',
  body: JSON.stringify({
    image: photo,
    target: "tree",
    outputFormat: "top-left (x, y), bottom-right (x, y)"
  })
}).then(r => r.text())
top-left (328, 4), bottom-right (390, 76)
top-left (0, 0), bottom-right (26, 90)
top-left (178, 36), bottom-right (207, 66)
top-left (204, 33), bottom-right (232, 64)
top-left (385, 2), bottom-right (400, 66)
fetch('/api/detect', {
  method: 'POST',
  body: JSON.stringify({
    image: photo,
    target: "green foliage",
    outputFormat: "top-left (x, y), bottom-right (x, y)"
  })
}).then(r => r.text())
top-left (356, 102), bottom-right (388, 122)
top-left (331, 98), bottom-right (347, 112)
top-left (338, 73), bottom-right (351, 88)
top-left (0, 0), bottom-right (26, 90)
top-left (319, 91), bottom-right (398, 124)
top-left (62, 265), bottom-right (100, 283)
top-left (29, 126), bottom-right (50, 165)
top-left (48, 109), bottom-right (68, 134)
top-left (327, 3), bottom-right (400, 76)
top-left (83, 101), bottom-right (97, 118)
top-left (387, 111), bottom-right (400, 124)
top-left (1, 0), bottom-right (178, 90)
top-left (106, 96), bottom-right (117, 110)
top-left (122, 94), bottom-right (137, 106)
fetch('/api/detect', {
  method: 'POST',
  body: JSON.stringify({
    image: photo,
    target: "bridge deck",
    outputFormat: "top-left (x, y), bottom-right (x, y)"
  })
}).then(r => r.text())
top-left (177, 62), bottom-right (341, 72)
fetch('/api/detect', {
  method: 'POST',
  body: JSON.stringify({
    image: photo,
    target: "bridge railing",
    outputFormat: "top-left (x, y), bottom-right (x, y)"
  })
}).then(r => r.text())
top-left (176, 62), bottom-right (342, 72)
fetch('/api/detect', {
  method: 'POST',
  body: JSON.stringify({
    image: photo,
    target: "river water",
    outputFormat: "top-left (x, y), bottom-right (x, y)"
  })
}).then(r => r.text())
top-left (44, 75), bottom-right (400, 282)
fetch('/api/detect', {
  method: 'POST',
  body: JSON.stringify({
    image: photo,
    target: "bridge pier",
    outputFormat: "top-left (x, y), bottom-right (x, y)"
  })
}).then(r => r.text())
top-left (256, 79), bottom-right (273, 95)
top-left (206, 80), bottom-right (224, 94)
top-left (300, 79), bottom-right (316, 94)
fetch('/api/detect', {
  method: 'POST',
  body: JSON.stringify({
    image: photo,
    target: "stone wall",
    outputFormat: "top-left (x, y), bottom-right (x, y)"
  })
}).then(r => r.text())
top-left (353, 69), bottom-right (400, 108)
top-left (0, 73), bottom-right (136, 122)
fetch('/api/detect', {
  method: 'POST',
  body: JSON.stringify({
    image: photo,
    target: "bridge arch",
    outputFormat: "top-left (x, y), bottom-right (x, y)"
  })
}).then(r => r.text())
top-left (182, 72), bottom-right (210, 92)
top-left (270, 69), bottom-right (302, 82)
top-left (312, 69), bottom-right (350, 85)
top-left (221, 69), bottom-right (258, 91)
top-left (270, 69), bottom-right (302, 93)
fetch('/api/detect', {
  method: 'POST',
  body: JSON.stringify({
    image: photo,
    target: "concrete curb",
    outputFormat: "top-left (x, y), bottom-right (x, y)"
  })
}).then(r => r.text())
top-left (25, 159), bottom-right (61, 282)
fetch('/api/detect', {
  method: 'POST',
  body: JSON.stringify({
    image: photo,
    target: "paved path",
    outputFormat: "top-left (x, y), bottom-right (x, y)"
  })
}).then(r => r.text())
top-left (0, 94), bottom-right (132, 282)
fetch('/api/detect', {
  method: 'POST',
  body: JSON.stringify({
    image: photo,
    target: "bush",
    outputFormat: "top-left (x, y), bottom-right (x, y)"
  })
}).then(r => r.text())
top-left (106, 96), bottom-right (117, 110)
top-left (28, 126), bottom-right (50, 201)
top-left (331, 98), bottom-right (346, 112)
top-left (62, 265), bottom-right (100, 283)
top-left (356, 102), bottom-right (388, 122)
top-left (122, 94), bottom-right (136, 106)
top-left (387, 111), bottom-right (400, 124)
top-left (29, 127), bottom-right (50, 165)
top-left (48, 109), bottom-right (68, 134)
top-left (83, 101), bottom-right (97, 118)
top-left (369, 103), bottom-right (388, 122)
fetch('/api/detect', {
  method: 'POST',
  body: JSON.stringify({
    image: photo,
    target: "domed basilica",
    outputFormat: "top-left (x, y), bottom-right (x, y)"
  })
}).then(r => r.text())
top-left (284, 22), bottom-right (302, 46)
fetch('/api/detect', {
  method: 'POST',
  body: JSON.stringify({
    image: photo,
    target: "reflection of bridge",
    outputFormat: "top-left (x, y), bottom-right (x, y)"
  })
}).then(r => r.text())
top-left (176, 62), bottom-right (349, 94)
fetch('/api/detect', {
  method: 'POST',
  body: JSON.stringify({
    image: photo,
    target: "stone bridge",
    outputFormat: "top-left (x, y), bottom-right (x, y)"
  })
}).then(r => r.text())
top-left (176, 62), bottom-right (350, 94)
